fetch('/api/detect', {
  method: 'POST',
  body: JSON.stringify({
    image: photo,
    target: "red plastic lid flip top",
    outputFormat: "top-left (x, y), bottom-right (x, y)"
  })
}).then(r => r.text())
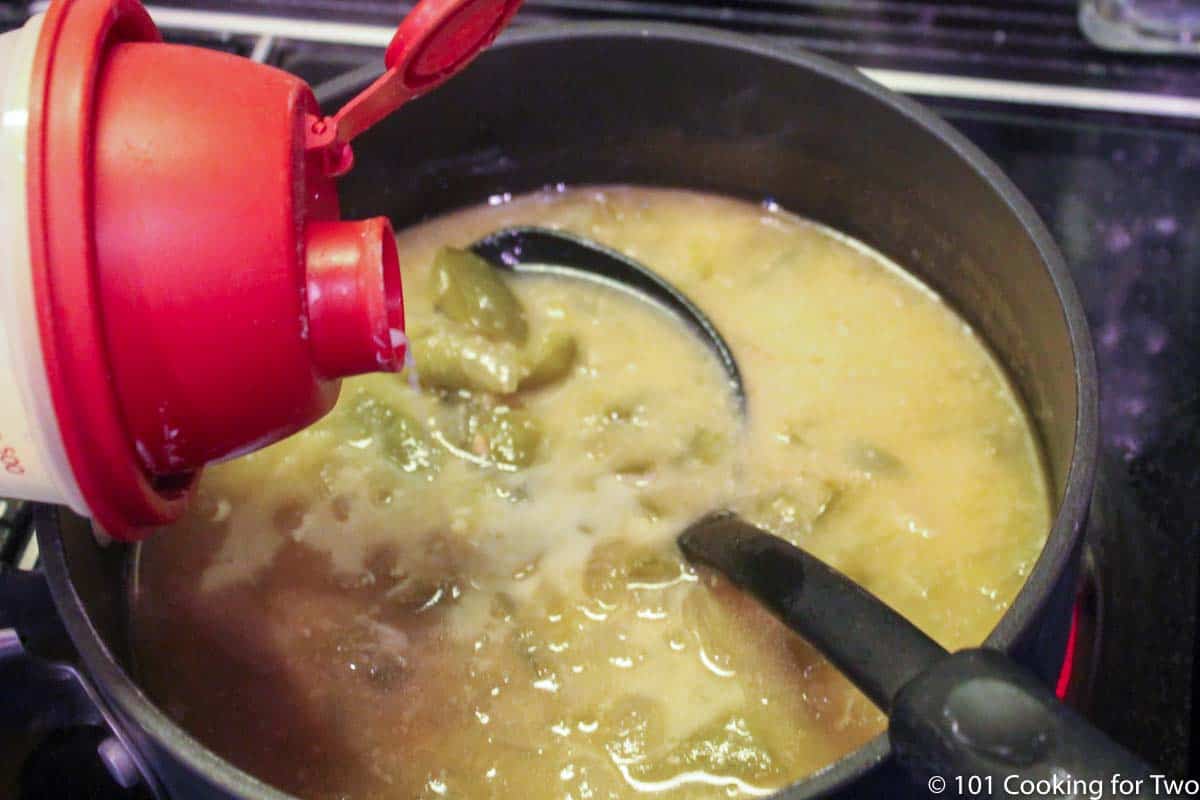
top-left (306, 0), bottom-right (523, 176)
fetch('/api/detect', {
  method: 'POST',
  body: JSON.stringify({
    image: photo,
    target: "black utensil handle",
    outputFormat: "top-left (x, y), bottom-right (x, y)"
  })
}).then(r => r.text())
top-left (892, 648), bottom-right (1157, 799)
top-left (678, 511), bottom-right (947, 709)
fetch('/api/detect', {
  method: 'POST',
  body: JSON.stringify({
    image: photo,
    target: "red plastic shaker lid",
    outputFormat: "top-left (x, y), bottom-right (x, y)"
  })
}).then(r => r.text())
top-left (24, 0), bottom-right (519, 541)
top-left (27, 0), bottom-right (192, 538)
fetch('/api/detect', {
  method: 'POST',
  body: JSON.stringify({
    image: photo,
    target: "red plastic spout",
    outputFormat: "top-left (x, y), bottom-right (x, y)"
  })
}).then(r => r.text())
top-left (306, 219), bottom-right (407, 378)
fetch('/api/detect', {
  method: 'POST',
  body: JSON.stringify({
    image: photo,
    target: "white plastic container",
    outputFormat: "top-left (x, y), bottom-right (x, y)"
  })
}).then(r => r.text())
top-left (0, 13), bottom-right (89, 514)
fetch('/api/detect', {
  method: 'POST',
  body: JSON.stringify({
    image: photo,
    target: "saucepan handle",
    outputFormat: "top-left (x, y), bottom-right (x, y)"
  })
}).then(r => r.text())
top-left (0, 562), bottom-right (101, 733)
top-left (0, 521), bottom-right (161, 796)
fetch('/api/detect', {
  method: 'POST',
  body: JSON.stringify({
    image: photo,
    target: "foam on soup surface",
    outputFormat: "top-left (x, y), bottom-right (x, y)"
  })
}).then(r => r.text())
top-left (132, 187), bottom-right (1050, 799)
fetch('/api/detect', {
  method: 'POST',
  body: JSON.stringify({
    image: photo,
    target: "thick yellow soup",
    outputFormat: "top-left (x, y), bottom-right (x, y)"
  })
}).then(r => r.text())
top-left (132, 187), bottom-right (1050, 799)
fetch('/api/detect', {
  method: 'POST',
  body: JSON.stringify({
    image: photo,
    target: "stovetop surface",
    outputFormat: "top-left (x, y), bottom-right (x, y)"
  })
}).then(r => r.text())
top-left (3, 0), bottom-right (1200, 795)
top-left (953, 109), bottom-right (1200, 774)
top-left (118, 0), bottom-right (1200, 92)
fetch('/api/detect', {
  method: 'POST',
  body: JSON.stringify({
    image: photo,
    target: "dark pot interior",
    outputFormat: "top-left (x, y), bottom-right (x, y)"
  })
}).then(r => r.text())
top-left (38, 23), bottom-right (1097, 800)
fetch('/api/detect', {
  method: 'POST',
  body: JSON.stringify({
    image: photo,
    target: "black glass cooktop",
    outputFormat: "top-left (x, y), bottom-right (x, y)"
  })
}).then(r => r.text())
top-left (3, 1), bottom-right (1199, 795)
top-left (938, 108), bottom-right (1200, 776)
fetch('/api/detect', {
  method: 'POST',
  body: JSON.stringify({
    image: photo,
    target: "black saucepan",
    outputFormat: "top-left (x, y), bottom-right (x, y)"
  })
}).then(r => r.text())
top-left (2, 23), bottom-right (1098, 800)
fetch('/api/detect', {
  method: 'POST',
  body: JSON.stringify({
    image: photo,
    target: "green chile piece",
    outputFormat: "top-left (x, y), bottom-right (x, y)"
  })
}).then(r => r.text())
top-left (412, 330), bottom-right (522, 394)
top-left (742, 482), bottom-right (839, 544)
top-left (458, 404), bottom-right (541, 469)
top-left (433, 247), bottom-right (528, 343)
top-left (380, 416), bottom-right (438, 473)
top-left (346, 394), bottom-right (438, 474)
top-left (519, 331), bottom-right (578, 390)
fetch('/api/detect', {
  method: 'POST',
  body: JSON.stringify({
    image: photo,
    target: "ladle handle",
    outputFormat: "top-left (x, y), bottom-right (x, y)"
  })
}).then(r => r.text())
top-left (678, 513), bottom-right (1159, 798)
top-left (678, 511), bottom-right (947, 709)
top-left (893, 649), bottom-right (1155, 798)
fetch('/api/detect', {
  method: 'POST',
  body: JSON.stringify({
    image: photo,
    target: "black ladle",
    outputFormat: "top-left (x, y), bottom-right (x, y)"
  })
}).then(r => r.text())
top-left (679, 512), bottom-right (1159, 798)
top-left (470, 227), bottom-right (746, 413)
